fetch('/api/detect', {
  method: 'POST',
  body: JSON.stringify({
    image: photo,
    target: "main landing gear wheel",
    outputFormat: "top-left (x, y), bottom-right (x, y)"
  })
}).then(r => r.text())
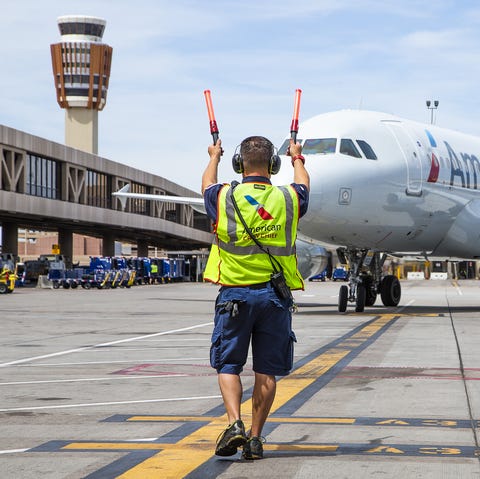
top-left (338, 285), bottom-right (348, 313)
top-left (362, 276), bottom-right (377, 306)
top-left (380, 275), bottom-right (401, 306)
top-left (355, 285), bottom-right (366, 313)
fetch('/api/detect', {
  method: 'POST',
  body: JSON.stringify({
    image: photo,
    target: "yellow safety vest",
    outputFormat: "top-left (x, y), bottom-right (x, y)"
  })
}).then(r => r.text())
top-left (203, 181), bottom-right (304, 290)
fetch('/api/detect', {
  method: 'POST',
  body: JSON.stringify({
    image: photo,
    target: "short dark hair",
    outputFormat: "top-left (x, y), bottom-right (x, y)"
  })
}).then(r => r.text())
top-left (240, 136), bottom-right (274, 170)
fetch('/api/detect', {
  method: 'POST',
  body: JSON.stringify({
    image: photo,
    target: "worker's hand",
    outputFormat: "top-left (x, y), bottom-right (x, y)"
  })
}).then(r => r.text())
top-left (208, 139), bottom-right (223, 162)
top-left (203, 139), bottom-right (223, 193)
top-left (287, 138), bottom-right (302, 157)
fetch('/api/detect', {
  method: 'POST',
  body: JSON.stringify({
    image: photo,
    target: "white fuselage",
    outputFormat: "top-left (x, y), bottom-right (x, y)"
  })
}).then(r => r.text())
top-left (275, 110), bottom-right (480, 259)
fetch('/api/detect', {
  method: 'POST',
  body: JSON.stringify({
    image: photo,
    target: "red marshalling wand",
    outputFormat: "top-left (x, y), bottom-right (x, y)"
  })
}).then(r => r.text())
top-left (290, 89), bottom-right (302, 144)
top-left (204, 89), bottom-right (219, 145)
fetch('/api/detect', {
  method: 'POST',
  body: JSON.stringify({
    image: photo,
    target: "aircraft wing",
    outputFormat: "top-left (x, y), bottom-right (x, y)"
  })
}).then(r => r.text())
top-left (112, 185), bottom-right (206, 214)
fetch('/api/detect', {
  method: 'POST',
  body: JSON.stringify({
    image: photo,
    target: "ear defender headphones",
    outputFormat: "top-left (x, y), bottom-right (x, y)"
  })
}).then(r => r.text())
top-left (232, 137), bottom-right (281, 175)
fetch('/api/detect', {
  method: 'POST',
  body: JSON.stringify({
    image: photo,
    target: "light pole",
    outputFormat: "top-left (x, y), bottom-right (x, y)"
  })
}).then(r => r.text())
top-left (426, 100), bottom-right (439, 124)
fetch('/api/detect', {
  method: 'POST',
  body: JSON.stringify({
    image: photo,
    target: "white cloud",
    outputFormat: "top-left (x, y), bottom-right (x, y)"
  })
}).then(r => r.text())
top-left (399, 29), bottom-right (468, 50)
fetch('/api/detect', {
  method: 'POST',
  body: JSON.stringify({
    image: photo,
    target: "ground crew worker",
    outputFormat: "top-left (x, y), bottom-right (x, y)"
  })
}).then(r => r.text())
top-left (150, 261), bottom-right (158, 284)
top-left (202, 135), bottom-right (310, 459)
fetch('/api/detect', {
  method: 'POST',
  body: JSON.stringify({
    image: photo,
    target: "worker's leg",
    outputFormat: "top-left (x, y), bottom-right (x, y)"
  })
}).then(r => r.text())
top-left (249, 287), bottom-right (294, 437)
top-left (250, 372), bottom-right (276, 437)
top-left (218, 373), bottom-right (243, 424)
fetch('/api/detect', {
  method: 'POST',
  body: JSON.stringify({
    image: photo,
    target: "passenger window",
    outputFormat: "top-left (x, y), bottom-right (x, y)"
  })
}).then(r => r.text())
top-left (303, 138), bottom-right (337, 154)
top-left (278, 138), bottom-right (303, 155)
top-left (356, 140), bottom-right (378, 160)
top-left (340, 139), bottom-right (361, 158)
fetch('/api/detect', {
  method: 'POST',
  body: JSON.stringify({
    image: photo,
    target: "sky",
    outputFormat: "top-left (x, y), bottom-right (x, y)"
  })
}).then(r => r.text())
top-left (1, 0), bottom-right (480, 193)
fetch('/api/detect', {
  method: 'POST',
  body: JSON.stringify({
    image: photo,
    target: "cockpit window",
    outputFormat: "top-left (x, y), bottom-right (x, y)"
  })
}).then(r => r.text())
top-left (356, 140), bottom-right (377, 160)
top-left (340, 139), bottom-right (361, 158)
top-left (302, 138), bottom-right (337, 154)
top-left (278, 138), bottom-right (302, 155)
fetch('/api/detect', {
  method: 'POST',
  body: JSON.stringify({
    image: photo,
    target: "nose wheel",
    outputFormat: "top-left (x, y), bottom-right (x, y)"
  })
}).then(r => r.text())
top-left (338, 285), bottom-right (348, 312)
top-left (336, 248), bottom-right (401, 313)
top-left (338, 283), bottom-right (367, 313)
top-left (355, 284), bottom-right (366, 312)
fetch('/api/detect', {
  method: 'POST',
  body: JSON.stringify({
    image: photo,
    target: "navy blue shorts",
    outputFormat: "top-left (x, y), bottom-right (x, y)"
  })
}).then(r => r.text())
top-left (210, 283), bottom-right (296, 376)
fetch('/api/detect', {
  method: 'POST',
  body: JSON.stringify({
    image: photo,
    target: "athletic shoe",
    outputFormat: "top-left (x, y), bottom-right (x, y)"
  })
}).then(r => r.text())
top-left (215, 419), bottom-right (247, 456)
top-left (242, 436), bottom-right (265, 460)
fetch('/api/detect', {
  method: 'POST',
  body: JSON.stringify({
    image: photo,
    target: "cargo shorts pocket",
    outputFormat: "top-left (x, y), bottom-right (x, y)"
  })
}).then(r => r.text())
top-left (268, 292), bottom-right (291, 311)
top-left (287, 330), bottom-right (297, 372)
top-left (210, 328), bottom-right (222, 370)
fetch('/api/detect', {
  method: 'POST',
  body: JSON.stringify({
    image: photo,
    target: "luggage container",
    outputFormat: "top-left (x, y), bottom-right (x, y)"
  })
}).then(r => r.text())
top-left (169, 258), bottom-right (185, 282)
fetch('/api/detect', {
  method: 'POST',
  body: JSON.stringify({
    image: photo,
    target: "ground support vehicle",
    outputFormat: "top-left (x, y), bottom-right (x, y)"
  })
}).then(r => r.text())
top-left (22, 259), bottom-right (49, 284)
top-left (110, 270), bottom-right (123, 288)
top-left (157, 259), bottom-right (171, 283)
top-left (0, 254), bottom-right (18, 293)
top-left (332, 267), bottom-right (350, 281)
top-left (15, 263), bottom-right (26, 287)
top-left (126, 258), bottom-right (152, 285)
top-left (48, 255), bottom-right (192, 291)
top-left (48, 259), bottom-right (80, 289)
top-left (80, 271), bottom-right (95, 289)
top-left (0, 267), bottom-right (16, 293)
top-left (168, 258), bottom-right (186, 282)
top-left (89, 269), bottom-right (112, 289)
top-left (309, 269), bottom-right (327, 282)
top-left (125, 270), bottom-right (136, 287)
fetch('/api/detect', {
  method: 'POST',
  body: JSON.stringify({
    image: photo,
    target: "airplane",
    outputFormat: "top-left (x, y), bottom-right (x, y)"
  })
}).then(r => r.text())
top-left (114, 108), bottom-right (480, 313)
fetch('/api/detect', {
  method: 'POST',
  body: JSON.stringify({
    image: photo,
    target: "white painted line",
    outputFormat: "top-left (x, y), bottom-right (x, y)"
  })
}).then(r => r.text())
top-left (0, 448), bottom-right (29, 454)
top-left (129, 438), bottom-right (160, 442)
top-left (0, 375), bottom-right (190, 386)
top-left (398, 299), bottom-right (415, 311)
top-left (0, 395), bottom-right (222, 412)
top-left (87, 348), bottom-right (210, 352)
top-left (18, 357), bottom-right (209, 367)
top-left (0, 322), bottom-right (213, 368)
top-left (140, 338), bottom-right (209, 342)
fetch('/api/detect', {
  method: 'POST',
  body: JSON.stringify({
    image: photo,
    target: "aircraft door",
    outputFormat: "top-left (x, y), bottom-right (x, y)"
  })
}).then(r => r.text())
top-left (384, 121), bottom-right (423, 196)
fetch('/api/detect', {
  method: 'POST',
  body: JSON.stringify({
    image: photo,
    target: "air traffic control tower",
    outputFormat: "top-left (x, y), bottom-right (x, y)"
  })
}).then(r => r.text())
top-left (50, 15), bottom-right (113, 154)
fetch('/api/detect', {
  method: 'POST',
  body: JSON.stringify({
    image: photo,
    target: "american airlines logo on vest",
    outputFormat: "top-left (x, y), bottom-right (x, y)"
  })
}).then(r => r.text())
top-left (244, 195), bottom-right (274, 220)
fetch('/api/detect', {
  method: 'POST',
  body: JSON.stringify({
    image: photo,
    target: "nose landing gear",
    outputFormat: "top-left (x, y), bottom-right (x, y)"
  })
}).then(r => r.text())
top-left (336, 248), bottom-right (401, 313)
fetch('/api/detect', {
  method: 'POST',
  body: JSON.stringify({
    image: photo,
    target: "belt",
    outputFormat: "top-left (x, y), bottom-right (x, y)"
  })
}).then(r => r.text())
top-left (222, 281), bottom-right (270, 290)
top-left (245, 281), bottom-right (270, 289)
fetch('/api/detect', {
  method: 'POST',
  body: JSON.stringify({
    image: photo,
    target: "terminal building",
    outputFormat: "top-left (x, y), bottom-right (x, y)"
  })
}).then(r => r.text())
top-left (0, 123), bottom-right (211, 260)
top-left (0, 15), bottom-right (211, 264)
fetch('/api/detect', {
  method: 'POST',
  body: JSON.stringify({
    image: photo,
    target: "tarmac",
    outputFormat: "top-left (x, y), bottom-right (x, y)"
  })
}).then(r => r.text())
top-left (1, 279), bottom-right (480, 478)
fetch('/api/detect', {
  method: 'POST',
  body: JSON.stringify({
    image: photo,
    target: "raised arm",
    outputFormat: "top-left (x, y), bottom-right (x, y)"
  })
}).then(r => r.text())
top-left (288, 139), bottom-right (310, 191)
top-left (202, 139), bottom-right (223, 195)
